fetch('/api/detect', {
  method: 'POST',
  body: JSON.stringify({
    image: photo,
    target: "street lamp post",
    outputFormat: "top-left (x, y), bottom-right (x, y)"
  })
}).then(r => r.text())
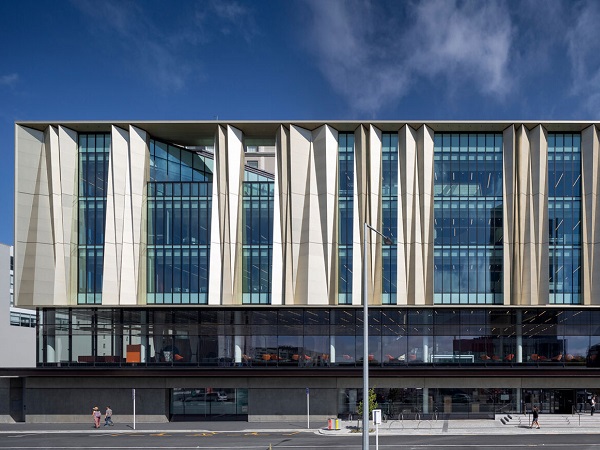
top-left (362, 222), bottom-right (392, 450)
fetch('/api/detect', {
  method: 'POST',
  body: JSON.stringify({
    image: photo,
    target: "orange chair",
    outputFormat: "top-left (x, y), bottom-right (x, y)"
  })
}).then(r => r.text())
top-left (530, 354), bottom-right (539, 361)
top-left (504, 353), bottom-right (515, 361)
top-left (552, 353), bottom-right (563, 362)
top-left (262, 354), bottom-right (271, 361)
top-left (292, 354), bottom-right (299, 361)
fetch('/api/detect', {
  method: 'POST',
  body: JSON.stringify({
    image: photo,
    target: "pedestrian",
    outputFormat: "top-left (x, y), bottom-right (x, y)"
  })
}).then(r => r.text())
top-left (104, 406), bottom-right (114, 426)
top-left (591, 397), bottom-right (596, 416)
top-left (92, 406), bottom-right (101, 428)
top-left (531, 405), bottom-right (540, 429)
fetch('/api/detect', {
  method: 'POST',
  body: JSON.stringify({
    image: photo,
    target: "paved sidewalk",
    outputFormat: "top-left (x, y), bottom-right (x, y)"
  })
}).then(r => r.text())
top-left (0, 414), bottom-right (598, 435)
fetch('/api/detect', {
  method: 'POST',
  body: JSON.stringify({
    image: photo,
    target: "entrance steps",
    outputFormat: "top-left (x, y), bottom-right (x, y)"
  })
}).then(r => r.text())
top-left (497, 413), bottom-right (599, 428)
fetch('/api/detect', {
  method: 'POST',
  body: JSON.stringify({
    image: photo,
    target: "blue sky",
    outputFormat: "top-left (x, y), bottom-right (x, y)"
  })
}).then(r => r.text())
top-left (1, 0), bottom-right (599, 245)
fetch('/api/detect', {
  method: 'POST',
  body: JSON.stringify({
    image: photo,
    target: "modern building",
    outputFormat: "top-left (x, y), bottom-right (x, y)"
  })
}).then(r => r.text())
top-left (6, 121), bottom-right (600, 423)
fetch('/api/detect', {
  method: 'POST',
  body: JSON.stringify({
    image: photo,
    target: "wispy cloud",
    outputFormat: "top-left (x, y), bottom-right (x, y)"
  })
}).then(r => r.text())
top-left (211, 1), bottom-right (258, 41)
top-left (305, 0), bottom-right (514, 114)
top-left (72, 0), bottom-right (191, 91)
top-left (0, 73), bottom-right (18, 88)
top-left (72, 0), bottom-right (258, 92)
top-left (565, 1), bottom-right (600, 115)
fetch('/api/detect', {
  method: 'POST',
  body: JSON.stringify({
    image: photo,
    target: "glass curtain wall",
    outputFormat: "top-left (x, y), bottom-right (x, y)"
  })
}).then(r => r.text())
top-left (338, 133), bottom-right (355, 304)
top-left (433, 133), bottom-right (503, 304)
top-left (548, 134), bottom-right (582, 304)
top-left (147, 140), bottom-right (213, 304)
top-left (381, 133), bottom-right (398, 304)
top-left (242, 170), bottom-right (274, 304)
top-left (40, 307), bottom-right (600, 368)
top-left (77, 133), bottom-right (110, 304)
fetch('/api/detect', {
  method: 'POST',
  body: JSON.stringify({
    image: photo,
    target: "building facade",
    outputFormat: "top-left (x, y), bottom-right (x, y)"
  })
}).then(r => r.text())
top-left (8, 121), bottom-right (600, 423)
top-left (0, 243), bottom-right (35, 368)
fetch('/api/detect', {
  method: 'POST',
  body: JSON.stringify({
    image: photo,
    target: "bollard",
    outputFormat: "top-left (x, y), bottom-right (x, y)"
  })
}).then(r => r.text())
top-left (327, 418), bottom-right (333, 430)
top-left (334, 418), bottom-right (340, 430)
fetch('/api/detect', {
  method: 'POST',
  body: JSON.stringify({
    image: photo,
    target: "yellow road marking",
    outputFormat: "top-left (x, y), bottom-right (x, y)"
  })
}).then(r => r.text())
top-left (283, 431), bottom-right (300, 436)
top-left (150, 433), bottom-right (170, 436)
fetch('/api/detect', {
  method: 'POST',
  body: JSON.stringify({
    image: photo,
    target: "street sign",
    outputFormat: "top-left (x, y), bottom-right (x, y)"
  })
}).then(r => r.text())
top-left (373, 409), bottom-right (382, 425)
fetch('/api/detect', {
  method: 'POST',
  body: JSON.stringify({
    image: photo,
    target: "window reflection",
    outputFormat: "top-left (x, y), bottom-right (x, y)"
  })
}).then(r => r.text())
top-left (35, 307), bottom-right (600, 370)
top-left (434, 133), bottom-right (503, 304)
top-left (242, 171), bottom-right (274, 304)
top-left (78, 133), bottom-right (110, 304)
top-left (548, 133), bottom-right (582, 304)
top-left (338, 133), bottom-right (354, 304)
top-left (148, 140), bottom-right (213, 304)
top-left (382, 133), bottom-right (398, 304)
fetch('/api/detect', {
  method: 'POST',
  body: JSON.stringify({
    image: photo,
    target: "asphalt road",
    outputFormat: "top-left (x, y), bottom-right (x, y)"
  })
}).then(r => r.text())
top-left (2, 432), bottom-right (600, 450)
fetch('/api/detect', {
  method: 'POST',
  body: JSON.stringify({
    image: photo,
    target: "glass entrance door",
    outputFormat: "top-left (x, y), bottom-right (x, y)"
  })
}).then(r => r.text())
top-left (170, 387), bottom-right (248, 421)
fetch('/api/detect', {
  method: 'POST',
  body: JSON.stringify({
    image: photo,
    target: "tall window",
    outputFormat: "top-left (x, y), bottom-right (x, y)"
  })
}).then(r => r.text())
top-left (382, 133), bottom-right (398, 304)
top-left (433, 134), bottom-right (503, 304)
top-left (77, 133), bottom-right (110, 304)
top-left (338, 133), bottom-right (354, 304)
top-left (548, 133), bottom-right (581, 304)
top-left (147, 140), bottom-right (213, 304)
top-left (242, 170), bottom-right (274, 304)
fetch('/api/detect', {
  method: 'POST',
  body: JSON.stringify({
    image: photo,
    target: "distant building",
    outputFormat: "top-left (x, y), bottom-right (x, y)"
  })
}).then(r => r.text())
top-left (6, 121), bottom-right (600, 423)
top-left (0, 243), bottom-right (35, 368)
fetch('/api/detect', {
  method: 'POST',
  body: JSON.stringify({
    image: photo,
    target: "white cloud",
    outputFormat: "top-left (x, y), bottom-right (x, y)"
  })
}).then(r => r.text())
top-left (409, 0), bottom-right (513, 98)
top-left (304, 0), bottom-right (410, 114)
top-left (304, 0), bottom-right (514, 114)
top-left (0, 73), bottom-right (18, 87)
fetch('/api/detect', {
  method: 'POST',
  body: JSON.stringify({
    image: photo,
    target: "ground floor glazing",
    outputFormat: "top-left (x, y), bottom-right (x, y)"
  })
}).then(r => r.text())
top-left (37, 307), bottom-right (600, 368)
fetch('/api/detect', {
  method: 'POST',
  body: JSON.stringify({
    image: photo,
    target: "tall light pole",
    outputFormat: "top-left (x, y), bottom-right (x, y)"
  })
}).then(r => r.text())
top-left (362, 222), bottom-right (392, 450)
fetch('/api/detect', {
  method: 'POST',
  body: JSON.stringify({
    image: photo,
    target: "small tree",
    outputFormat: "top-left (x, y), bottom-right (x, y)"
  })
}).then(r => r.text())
top-left (357, 388), bottom-right (379, 418)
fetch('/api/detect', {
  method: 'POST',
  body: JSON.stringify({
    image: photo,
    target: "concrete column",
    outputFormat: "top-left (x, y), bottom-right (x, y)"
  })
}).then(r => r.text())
top-left (329, 335), bottom-right (336, 365)
top-left (234, 311), bottom-right (244, 365)
top-left (423, 336), bottom-right (430, 363)
top-left (234, 335), bottom-right (243, 365)
top-left (45, 310), bottom-right (56, 363)
top-left (46, 336), bottom-right (56, 364)
top-left (516, 309), bottom-right (523, 363)
top-left (423, 387), bottom-right (429, 414)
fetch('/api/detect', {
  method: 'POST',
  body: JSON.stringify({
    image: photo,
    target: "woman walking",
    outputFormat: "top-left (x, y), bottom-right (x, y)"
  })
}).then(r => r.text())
top-left (92, 406), bottom-right (101, 428)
